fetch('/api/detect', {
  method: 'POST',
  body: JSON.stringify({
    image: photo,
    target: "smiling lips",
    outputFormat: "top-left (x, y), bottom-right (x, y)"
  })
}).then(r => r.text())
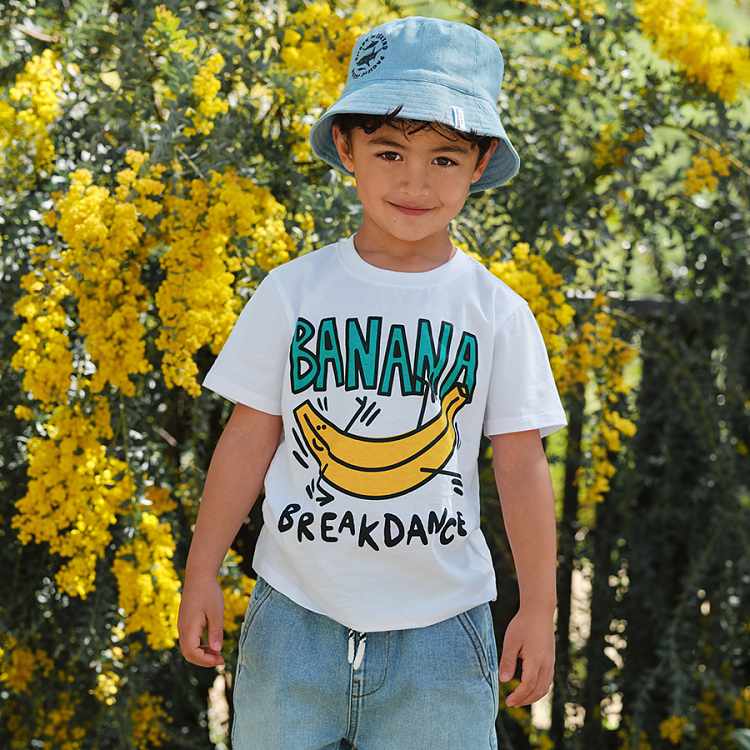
top-left (390, 202), bottom-right (433, 216)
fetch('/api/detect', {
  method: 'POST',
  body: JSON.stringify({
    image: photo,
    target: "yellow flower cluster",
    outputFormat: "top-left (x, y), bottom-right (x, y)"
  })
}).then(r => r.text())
top-left (0, 637), bottom-right (54, 694)
top-left (489, 244), bottom-right (637, 509)
top-left (130, 692), bottom-right (173, 750)
top-left (144, 485), bottom-right (178, 515)
top-left (39, 691), bottom-right (86, 750)
top-left (12, 248), bottom-right (75, 407)
top-left (12, 400), bottom-right (133, 598)
top-left (52, 164), bottom-right (154, 394)
top-left (14, 155), bottom-right (157, 403)
top-left (0, 49), bottom-right (63, 187)
top-left (568, 0), bottom-right (608, 22)
top-left (156, 168), bottom-right (295, 395)
top-left (279, 4), bottom-right (368, 163)
top-left (684, 147), bottom-right (732, 196)
top-left (150, 5), bottom-right (198, 60)
top-left (219, 552), bottom-right (256, 636)
top-left (93, 669), bottom-right (123, 706)
top-left (659, 715), bottom-right (690, 745)
top-left (184, 53), bottom-right (229, 137)
top-left (635, 0), bottom-right (750, 103)
top-left (489, 242), bottom-right (575, 383)
top-left (567, 296), bottom-right (638, 507)
top-left (112, 512), bottom-right (181, 649)
top-left (281, 4), bottom-right (366, 111)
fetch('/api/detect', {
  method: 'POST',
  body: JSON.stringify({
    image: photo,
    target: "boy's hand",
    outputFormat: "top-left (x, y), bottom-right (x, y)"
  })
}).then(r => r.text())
top-left (498, 606), bottom-right (555, 707)
top-left (178, 576), bottom-right (226, 668)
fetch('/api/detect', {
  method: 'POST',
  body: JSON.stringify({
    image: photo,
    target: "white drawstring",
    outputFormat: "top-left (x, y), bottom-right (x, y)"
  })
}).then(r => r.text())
top-left (347, 629), bottom-right (367, 670)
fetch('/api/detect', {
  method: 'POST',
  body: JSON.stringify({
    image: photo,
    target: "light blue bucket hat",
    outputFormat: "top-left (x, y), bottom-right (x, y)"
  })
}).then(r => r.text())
top-left (309, 16), bottom-right (520, 192)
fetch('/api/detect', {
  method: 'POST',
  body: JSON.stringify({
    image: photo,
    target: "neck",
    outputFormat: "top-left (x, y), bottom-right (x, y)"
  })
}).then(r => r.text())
top-left (352, 225), bottom-right (456, 273)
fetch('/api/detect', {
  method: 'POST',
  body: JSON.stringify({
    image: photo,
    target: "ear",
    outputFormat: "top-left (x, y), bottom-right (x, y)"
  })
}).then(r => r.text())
top-left (332, 123), bottom-right (355, 172)
top-left (471, 138), bottom-right (500, 184)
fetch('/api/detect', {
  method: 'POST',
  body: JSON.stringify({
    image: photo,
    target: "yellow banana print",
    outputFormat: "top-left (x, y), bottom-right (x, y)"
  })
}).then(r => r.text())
top-left (293, 384), bottom-right (467, 499)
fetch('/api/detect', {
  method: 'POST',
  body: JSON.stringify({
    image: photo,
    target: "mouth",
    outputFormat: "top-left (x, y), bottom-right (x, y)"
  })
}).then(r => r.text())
top-left (390, 203), bottom-right (433, 217)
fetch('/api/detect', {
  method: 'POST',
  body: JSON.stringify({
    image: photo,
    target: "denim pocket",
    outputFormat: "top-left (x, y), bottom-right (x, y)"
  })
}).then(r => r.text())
top-left (457, 603), bottom-right (497, 691)
top-left (237, 577), bottom-right (271, 655)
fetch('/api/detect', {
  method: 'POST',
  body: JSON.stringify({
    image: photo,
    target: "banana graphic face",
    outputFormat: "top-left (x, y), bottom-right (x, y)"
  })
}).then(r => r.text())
top-left (293, 384), bottom-right (467, 500)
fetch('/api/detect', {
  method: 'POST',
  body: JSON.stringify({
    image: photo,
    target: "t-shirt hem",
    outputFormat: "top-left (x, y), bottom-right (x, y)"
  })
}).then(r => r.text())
top-left (484, 411), bottom-right (568, 439)
top-left (202, 373), bottom-right (282, 415)
top-left (254, 561), bottom-right (497, 633)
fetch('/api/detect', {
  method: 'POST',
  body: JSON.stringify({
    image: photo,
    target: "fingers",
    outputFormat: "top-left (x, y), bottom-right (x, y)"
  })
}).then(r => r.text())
top-left (498, 641), bottom-right (519, 684)
top-left (504, 658), bottom-right (554, 707)
top-left (178, 594), bottom-right (226, 668)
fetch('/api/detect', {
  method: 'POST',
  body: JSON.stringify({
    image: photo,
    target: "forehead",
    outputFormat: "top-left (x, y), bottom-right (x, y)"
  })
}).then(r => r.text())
top-left (358, 123), bottom-right (475, 152)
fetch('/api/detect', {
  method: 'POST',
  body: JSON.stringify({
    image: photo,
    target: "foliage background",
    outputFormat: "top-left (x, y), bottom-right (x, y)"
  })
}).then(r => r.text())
top-left (1, 0), bottom-right (749, 748)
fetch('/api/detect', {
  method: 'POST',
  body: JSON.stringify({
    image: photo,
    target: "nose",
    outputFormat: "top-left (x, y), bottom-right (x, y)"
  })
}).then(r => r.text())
top-left (397, 163), bottom-right (430, 197)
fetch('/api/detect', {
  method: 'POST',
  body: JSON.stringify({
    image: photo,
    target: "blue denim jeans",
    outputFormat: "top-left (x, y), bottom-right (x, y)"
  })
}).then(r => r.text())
top-left (231, 577), bottom-right (499, 750)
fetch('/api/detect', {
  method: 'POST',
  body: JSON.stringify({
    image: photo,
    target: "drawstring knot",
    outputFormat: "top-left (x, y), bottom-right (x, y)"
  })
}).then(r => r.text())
top-left (347, 629), bottom-right (367, 670)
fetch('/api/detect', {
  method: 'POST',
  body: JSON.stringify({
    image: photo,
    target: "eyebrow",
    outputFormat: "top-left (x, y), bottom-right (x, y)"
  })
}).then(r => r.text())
top-left (367, 135), bottom-right (472, 155)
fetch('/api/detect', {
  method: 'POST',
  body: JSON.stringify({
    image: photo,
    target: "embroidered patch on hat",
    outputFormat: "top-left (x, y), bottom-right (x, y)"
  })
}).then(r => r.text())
top-left (452, 107), bottom-right (466, 131)
top-left (351, 33), bottom-right (389, 80)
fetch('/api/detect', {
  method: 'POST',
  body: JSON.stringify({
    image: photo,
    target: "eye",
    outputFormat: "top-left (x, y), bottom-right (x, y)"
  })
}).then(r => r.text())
top-left (434, 156), bottom-right (458, 167)
top-left (377, 151), bottom-right (401, 162)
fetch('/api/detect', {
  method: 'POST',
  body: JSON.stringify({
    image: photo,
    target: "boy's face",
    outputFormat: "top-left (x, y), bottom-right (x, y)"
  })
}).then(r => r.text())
top-left (332, 122), bottom-right (498, 255)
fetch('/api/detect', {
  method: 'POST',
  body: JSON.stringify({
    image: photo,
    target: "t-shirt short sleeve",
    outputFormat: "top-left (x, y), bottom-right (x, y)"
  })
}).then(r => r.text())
top-left (484, 304), bottom-right (567, 438)
top-left (202, 275), bottom-right (291, 415)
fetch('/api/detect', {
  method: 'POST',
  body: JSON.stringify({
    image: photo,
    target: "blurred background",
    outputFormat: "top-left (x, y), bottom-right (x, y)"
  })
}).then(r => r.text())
top-left (1, 0), bottom-right (749, 748)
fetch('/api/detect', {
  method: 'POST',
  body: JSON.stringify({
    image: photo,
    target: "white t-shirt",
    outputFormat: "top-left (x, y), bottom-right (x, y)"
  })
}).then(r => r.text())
top-left (203, 236), bottom-right (566, 632)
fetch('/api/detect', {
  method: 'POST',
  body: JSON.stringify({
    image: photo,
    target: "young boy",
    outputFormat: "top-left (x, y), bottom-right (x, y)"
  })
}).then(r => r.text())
top-left (178, 16), bottom-right (566, 749)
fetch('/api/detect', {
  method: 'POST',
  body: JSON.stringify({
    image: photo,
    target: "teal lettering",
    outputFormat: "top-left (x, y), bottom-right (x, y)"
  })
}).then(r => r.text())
top-left (315, 318), bottom-right (344, 391)
top-left (441, 332), bottom-right (478, 401)
top-left (379, 325), bottom-right (414, 396)
top-left (414, 320), bottom-right (452, 394)
top-left (346, 317), bottom-right (381, 390)
top-left (290, 320), bottom-right (318, 393)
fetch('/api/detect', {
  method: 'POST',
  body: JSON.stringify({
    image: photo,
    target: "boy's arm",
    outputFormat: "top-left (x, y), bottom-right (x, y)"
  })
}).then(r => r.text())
top-left (178, 403), bottom-right (282, 667)
top-left (491, 429), bottom-right (557, 707)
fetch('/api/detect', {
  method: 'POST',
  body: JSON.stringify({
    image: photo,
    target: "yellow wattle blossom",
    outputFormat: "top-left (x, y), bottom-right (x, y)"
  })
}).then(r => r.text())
top-left (659, 715), bottom-right (690, 745)
top-left (684, 146), bottom-right (732, 195)
top-left (41, 692), bottom-right (85, 750)
top-left (0, 637), bottom-right (54, 694)
top-left (11, 400), bottom-right (133, 598)
top-left (112, 512), bottom-right (181, 649)
top-left (489, 242), bottom-right (576, 384)
top-left (130, 692), bottom-right (173, 750)
top-left (156, 168), bottom-right (295, 395)
top-left (14, 158), bottom-right (156, 402)
top-left (184, 53), bottom-right (229, 136)
top-left (280, 4), bottom-right (367, 111)
top-left (12, 252), bottom-right (75, 408)
top-left (144, 485), bottom-right (178, 515)
top-left (219, 552), bottom-right (256, 636)
top-left (635, 0), bottom-right (750, 102)
top-left (276, 4), bottom-right (375, 167)
top-left (93, 669), bottom-right (123, 706)
top-left (0, 48), bottom-right (64, 189)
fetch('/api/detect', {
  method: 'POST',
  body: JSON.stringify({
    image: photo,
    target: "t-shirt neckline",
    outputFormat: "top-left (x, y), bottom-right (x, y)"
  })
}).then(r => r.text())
top-left (338, 234), bottom-right (470, 286)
